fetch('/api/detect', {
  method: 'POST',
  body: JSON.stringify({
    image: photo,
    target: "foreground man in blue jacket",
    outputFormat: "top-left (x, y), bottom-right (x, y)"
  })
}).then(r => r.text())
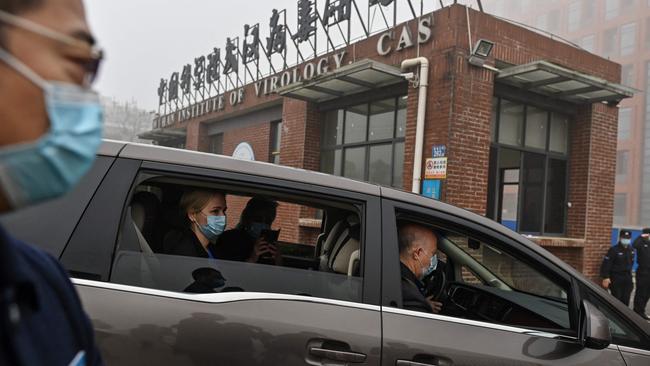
top-left (0, 0), bottom-right (103, 364)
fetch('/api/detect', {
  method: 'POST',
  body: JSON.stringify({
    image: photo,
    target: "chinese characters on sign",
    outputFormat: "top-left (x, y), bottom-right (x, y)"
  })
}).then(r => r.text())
top-left (369, 0), bottom-right (395, 5)
top-left (180, 64), bottom-right (191, 95)
top-left (223, 38), bottom-right (239, 76)
top-left (155, 0), bottom-right (433, 126)
top-left (267, 9), bottom-right (287, 55)
top-left (425, 157), bottom-right (447, 180)
top-left (168, 72), bottom-right (179, 101)
top-left (193, 56), bottom-right (205, 92)
top-left (206, 48), bottom-right (221, 84)
top-left (432, 144), bottom-right (446, 158)
top-left (243, 24), bottom-right (260, 64)
top-left (293, 0), bottom-right (318, 43)
top-left (323, 0), bottom-right (352, 25)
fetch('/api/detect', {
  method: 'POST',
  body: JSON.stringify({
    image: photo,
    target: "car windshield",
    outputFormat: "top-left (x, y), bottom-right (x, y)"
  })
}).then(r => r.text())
top-left (445, 234), bottom-right (568, 302)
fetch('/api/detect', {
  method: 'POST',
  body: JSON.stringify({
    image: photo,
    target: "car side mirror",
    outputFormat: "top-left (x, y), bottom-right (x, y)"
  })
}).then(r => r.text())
top-left (580, 300), bottom-right (611, 350)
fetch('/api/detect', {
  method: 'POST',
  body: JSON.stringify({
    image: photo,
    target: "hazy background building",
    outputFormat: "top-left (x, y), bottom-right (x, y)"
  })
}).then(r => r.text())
top-left (102, 97), bottom-right (153, 143)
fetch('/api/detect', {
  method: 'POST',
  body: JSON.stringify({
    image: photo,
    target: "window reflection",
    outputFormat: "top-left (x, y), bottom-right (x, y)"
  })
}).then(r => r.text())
top-left (320, 95), bottom-right (407, 188)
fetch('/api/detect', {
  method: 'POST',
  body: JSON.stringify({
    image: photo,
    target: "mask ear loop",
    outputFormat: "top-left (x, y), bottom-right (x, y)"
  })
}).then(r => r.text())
top-left (414, 248), bottom-right (425, 274)
top-left (0, 47), bottom-right (47, 90)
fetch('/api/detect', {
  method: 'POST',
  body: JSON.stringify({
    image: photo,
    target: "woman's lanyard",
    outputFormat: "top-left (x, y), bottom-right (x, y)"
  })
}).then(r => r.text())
top-left (206, 247), bottom-right (215, 259)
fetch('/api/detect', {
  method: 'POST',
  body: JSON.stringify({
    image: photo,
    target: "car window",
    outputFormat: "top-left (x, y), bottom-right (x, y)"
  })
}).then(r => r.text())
top-left (109, 176), bottom-right (363, 303)
top-left (393, 212), bottom-right (573, 333)
top-left (449, 234), bottom-right (568, 301)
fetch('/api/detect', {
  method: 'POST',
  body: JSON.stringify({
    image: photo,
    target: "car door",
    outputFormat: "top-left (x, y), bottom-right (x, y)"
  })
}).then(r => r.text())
top-left (379, 193), bottom-right (627, 366)
top-left (63, 158), bottom-right (382, 366)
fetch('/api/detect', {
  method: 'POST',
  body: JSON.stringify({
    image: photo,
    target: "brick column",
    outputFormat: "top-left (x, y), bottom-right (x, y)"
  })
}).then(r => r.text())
top-left (278, 98), bottom-right (322, 244)
top-left (402, 51), bottom-right (460, 194)
top-left (444, 52), bottom-right (495, 215)
top-left (222, 123), bottom-right (272, 162)
top-left (569, 103), bottom-right (619, 280)
top-left (279, 98), bottom-right (321, 170)
top-left (185, 120), bottom-right (210, 152)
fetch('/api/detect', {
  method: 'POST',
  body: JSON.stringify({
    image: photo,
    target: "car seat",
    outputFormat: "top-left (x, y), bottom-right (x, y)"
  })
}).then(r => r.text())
top-left (319, 215), bottom-right (361, 276)
top-left (128, 196), bottom-right (162, 288)
top-left (130, 191), bottom-right (163, 252)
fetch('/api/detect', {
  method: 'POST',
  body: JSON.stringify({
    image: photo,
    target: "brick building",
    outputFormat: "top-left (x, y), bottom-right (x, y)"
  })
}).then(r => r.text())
top-left (142, 4), bottom-right (634, 280)
top-left (489, 0), bottom-right (650, 231)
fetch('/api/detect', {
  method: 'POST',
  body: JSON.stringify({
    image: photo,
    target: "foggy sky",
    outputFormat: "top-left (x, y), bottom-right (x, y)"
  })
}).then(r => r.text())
top-left (87, 0), bottom-right (300, 112)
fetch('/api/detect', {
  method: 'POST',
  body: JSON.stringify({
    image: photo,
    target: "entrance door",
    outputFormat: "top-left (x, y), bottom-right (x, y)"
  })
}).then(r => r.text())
top-left (498, 168), bottom-right (520, 231)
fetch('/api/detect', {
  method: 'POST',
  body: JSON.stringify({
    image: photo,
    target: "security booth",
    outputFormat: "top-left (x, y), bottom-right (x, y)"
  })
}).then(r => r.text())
top-left (141, 3), bottom-right (634, 281)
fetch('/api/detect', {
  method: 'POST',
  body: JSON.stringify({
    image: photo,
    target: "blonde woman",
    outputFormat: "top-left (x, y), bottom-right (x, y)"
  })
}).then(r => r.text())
top-left (164, 189), bottom-right (227, 258)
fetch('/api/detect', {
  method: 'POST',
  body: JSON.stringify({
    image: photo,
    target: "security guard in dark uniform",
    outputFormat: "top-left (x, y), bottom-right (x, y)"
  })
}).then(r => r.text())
top-left (601, 229), bottom-right (635, 306)
top-left (633, 228), bottom-right (650, 320)
top-left (0, 0), bottom-right (104, 364)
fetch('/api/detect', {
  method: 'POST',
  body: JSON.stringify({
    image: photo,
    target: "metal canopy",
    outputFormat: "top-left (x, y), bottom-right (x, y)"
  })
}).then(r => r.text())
top-left (277, 59), bottom-right (406, 103)
top-left (496, 60), bottom-right (636, 105)
top-left (138, 128), bottom-right (186, 141)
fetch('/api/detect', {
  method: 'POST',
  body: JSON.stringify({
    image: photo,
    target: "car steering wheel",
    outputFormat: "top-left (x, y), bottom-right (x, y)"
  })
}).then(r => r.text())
top-left (423, 267), bottom-right (447, 301)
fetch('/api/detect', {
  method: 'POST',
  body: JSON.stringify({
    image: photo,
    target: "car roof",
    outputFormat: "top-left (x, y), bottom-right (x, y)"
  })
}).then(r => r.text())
top-left (100, 139), bottom-right (381, 195)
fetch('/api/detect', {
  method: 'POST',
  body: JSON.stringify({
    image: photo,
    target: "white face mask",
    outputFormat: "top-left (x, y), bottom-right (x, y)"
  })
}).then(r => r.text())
top-left (417, 251), bottom-right (437, 278)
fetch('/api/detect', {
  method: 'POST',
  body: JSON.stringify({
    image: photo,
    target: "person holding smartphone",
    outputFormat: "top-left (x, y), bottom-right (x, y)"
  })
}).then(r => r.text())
top-left (215, 196), bottom-right (281, 265)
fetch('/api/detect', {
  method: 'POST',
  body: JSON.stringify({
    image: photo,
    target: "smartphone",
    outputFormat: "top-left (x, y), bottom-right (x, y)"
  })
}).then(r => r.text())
top-left (259, 229), bottom-right (280, 263)
top-left (261, 228), bottom-right (280, 243)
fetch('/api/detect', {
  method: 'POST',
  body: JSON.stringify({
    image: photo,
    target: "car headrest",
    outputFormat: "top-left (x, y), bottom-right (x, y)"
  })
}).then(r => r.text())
top-left (321, 219), bottom-right (347, 255)
top-left (130, 191), bottom-right (161, 232)
top-left (331, 235), bottom-right (360, 275)
top-left (131, 202), bottom-right (146, 231)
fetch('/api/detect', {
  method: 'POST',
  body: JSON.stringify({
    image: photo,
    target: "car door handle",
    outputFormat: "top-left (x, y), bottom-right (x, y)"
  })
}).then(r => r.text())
top-left (397, 359), bottom-right (452, 366)
top-left (396, 361), bottom-right (436, 366)
top-left (309, 347), bottom-right (367, 363)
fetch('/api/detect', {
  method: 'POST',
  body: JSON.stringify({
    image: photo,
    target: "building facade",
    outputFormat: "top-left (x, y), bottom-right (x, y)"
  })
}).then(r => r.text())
top-left (142, 4), bottom-right (632, 280)
top-left (102, 97), bottom-right (154, 143)
top-left (490, 0), bottom-right (649, 229)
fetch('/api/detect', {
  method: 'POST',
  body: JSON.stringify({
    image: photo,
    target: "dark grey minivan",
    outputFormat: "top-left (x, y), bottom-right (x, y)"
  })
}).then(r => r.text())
top-left (2, 140), bottom-right (649, 365)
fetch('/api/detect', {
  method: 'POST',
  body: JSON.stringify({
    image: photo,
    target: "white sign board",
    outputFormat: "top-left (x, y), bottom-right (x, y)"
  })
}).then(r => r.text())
top-left (425, 157), bottom-right (447, 180)
top-left (232, 142), bottom-right (255, 161)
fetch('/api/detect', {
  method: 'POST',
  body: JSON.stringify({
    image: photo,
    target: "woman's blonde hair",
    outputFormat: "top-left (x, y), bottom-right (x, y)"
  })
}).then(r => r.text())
top-left (180, 189), bottom-right (223, 215)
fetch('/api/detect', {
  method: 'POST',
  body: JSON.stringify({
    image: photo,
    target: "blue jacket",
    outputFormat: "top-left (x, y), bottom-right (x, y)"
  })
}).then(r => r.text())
top-left (0, 225), bottom-right (102, 366)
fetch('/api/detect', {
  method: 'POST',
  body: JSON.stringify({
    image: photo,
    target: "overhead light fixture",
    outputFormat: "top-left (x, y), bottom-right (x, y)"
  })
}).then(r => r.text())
top-left (468, 39), bottom-right (498, 71)
top-left (473, 39), bottom-right (494, 58)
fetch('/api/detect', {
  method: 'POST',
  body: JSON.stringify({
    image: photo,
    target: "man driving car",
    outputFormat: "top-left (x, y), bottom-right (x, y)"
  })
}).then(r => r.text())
top-left (398, 222), bottom-right (443, 314)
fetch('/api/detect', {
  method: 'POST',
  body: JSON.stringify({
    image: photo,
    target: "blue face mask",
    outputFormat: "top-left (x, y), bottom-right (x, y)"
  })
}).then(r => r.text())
top-left (0, 47), bottom-right (103, 209)
top-left (419, 253), bottom-right (438, 278)
top-left (198, 215), bottom-right (226, 242)
top-left (621, 239), bottom-right (631, 246)
top-left (246, 222), bottom-right (271, 239)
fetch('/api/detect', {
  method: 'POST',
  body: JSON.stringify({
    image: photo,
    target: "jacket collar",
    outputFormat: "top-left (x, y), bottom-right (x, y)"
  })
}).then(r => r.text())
top-left (400, 262), bottom-right (424, 290)
top-left (0, 224), bottom-right (22, 287)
